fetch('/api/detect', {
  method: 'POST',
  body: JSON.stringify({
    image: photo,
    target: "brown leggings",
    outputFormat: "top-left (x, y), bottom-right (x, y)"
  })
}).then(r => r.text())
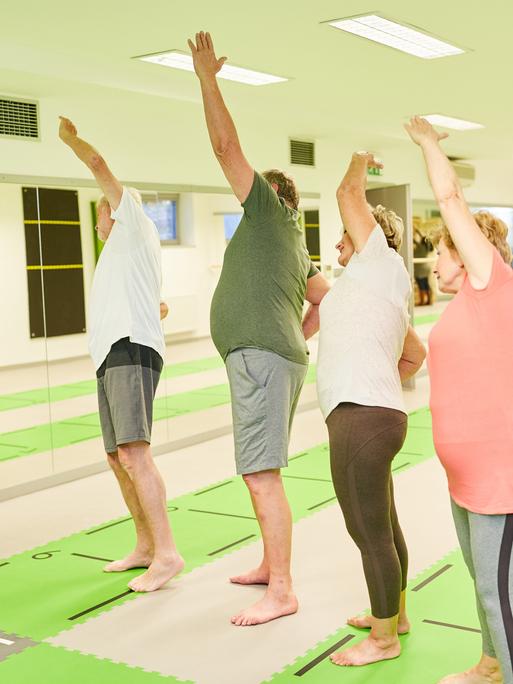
top-left (326, 402), bottom-right (408, 619)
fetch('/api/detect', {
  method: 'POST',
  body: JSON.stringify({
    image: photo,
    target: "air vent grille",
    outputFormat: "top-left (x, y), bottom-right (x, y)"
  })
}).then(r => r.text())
top-left (0, 97), bottom-right (39, 140)
top-left (290, 139), bottom-right (315, 166)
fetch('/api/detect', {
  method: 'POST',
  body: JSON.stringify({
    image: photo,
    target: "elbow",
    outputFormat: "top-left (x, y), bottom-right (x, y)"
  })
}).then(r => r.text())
top-left (213, 138), bottom-right (238, 163)
top-left (87, 153), bottom-right (107, 173)
top-left (336, 181), bottom-right (362, 209)
top-left (437, 186), bottom-right (464, 208)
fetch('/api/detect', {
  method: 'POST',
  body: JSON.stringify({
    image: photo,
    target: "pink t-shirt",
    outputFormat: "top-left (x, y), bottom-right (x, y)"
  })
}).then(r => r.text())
top-left (428, 248), bottom-right (513, 514)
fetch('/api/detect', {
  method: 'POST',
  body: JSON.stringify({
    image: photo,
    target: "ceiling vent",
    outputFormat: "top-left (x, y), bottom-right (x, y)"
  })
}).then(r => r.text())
top-left (449, 159), bottom-right (475, 187)
top-left (0, 97), bottom-right (39, 140)
top-left (290, 139), bottom-right (315, 167)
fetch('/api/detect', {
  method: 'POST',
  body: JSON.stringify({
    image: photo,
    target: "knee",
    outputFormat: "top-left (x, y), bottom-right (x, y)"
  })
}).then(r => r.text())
top-left (106, 451), bottom-right (120, 470)
top-left (242, 470), bottom-right (280, 496)
top-left (117, 447), bottom-right (138, 474)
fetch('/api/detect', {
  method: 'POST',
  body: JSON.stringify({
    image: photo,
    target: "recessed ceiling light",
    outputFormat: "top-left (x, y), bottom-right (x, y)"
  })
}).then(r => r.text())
top-left (134, 50), bottom-right (287, 86)
top-left (326, 14), bottom-right (465, 59)
top-left (422, 114), bottom-right (484, 130)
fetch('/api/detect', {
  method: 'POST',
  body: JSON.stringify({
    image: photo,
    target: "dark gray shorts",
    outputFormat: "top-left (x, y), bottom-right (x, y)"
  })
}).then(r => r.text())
top-left (96, 337), bottom-right (163, 453)
top-left (225, 348), bottom-right (307, 475)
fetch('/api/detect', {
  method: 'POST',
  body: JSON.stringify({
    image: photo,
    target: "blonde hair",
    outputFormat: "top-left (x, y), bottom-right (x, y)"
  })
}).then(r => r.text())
top-left (372, 204), bottom-right (404, 251)
top-left (96, 186), bottom-right (142, 210)
top-left (430, 211), bottom-right (512, 264)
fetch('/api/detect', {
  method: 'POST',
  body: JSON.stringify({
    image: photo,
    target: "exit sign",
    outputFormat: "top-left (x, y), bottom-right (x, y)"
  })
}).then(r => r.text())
top-left (367, 166), bottom-right (383, 177)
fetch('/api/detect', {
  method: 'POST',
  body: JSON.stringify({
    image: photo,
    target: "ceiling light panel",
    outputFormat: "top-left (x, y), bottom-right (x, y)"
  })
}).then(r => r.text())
top-left (328, 14), bottom-right (465, 59)
top-left (422, 114), bottom-right (484, 130)
top-left (136, 51), bottom-right (287, 86)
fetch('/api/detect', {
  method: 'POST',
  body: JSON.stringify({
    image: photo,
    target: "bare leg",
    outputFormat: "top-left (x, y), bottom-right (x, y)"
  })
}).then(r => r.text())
top-left (229, 486), bottom-right (270, 585)
top-left (231, 469), bottom-right (297, 626)
top-left (116, 441), bottom-right (184, 592)
top-left (104, 451), bottom-right (154, 572)
top-left (331, 614), bottom-right (401, 666)
top-left (438, 654), bottom-right (503, 683)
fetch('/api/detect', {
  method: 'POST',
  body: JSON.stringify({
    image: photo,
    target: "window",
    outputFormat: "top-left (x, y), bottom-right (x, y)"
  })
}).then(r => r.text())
top-left (141, 193), bottom-right (179, 243)
top-left (223, 213), bottom-right (242, 242)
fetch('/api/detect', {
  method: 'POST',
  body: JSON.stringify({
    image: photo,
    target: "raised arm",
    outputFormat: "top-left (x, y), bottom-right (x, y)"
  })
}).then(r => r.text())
top-left (335, 152), bottom-right (383, 252)
top-left (188, 32), bottom-right (254, 203)
top-left (58, 117), bottom-right (123, 210)
top-left (404, 116), bottom-right (494, 289)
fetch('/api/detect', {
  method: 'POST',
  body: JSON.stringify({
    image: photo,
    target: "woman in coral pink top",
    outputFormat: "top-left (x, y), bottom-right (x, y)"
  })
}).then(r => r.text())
top-left (406, 116), bottom-right (513, 684)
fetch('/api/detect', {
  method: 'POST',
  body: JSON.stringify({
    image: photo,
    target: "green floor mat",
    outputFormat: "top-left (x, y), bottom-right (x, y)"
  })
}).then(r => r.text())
top-left (0, 365), bottom-right (317, 462)
top-left (266, 549), bottom-right (480, 684)
top-left (0, 643), bottom-right (190, 683)
top-left (0, 409), bottom-right (434, 642)
top-left (0, 356), bottom-right (224, 413)
top-left (414, 312), bottom-right (441, 327)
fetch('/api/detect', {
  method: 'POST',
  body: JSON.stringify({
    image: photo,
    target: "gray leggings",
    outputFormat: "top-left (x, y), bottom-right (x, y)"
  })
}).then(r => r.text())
top-left (327, 402), bottom-right (408, 619)
top-left (451, 499), bottom-right (513, 683)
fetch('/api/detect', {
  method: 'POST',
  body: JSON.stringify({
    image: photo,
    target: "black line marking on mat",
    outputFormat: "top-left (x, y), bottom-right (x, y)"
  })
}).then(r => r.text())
top-left (68, 589), bottom-right (133, 620)
top-left (71, 553), bottom-right (114, 562)
top-left (194, 481), bottom-right (233, 496)
top-left (282, 475), bottom-right (332, 483)
top-left (167, 505), bottom-right (178, 512)
top-left (423, 619), bottom-right (481, 634)
top-left (289, 452), bottom-right (308, 461)
top-left (307, 496), bottom-right (338, 511)
top-left (188, 508), bottom-right (257, 520)
top-left (412, 564), bottom-right (453, 592)
top-left (295, 634), bottom-right (356, 676)
top-left (398, 451), bottom-right (423, 456)
top-left (392, 462), bottom-right (410, 473)
top-left (208, 534), bottom-right (257, 556)
top-left (0, 562), bottom-right (9, 568)
top-left (32, 551), bottom-right (60, 560)
top-left (86, 517), bottom-right (132, 534)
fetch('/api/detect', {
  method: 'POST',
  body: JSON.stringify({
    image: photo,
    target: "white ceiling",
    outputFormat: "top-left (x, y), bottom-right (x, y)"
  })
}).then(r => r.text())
top-left (1, 0), bottom-right (512, 160)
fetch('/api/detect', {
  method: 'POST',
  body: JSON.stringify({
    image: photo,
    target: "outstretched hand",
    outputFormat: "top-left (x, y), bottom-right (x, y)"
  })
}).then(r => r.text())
top-left (58, 116), bottom-right (78, 143)
top-left (404, 116), bottom-right (449, 146)
top-left (352, 151), bottom-right (384, 170)
top-left (187, 32), bottom-right (227, 81)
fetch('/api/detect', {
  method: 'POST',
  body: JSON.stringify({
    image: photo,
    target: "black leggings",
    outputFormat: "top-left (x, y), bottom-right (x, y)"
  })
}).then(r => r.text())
top-left (326, 402), bottom-right (408, 619)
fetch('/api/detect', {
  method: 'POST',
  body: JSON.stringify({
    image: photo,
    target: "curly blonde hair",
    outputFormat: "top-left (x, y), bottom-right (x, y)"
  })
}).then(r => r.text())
top-left (372, 204), bottom-right (404, 251)
top-left (431, 211), bottom-right (512, 264)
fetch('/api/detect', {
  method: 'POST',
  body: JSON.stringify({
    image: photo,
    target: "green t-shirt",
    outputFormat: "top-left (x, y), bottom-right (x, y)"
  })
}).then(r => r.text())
top-left (210, 171), bottom-right (319, 366)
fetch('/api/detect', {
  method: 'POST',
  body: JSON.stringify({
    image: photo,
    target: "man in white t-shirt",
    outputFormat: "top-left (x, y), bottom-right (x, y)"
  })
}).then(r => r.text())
top-left (59, 116), bottom-right (184, 592)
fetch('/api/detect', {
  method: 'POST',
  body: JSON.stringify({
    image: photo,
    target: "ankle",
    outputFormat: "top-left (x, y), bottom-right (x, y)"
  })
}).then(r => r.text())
top-left (477, 655), bottom-right (502, 677)
top-left (267, 576), bottom-right (294, 597)
top-left (369, 631), bottom-right (399, 649)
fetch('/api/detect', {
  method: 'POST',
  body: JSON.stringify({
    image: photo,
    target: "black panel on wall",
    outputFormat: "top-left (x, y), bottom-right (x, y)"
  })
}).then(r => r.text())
top-left (304, 209), bottom-right (320, 262)
top-left (22, 187), bottom-right (86, 338)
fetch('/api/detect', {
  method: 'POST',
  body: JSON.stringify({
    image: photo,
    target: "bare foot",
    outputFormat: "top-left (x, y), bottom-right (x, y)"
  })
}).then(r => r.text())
top-left (229, 565), bottom-right (269, 585)
top-left (347, 613), bottom-right (411, 635)
top-left (103, 550), bottom-right (152, 573)
top-left (231, 590), bottom-right (298, 626)
top-left (330, 635), bottom-right (401, 666)
top-left (438, 668), bottom-right (503, 683)
top-left (128, 554), bottom-right (184, 592)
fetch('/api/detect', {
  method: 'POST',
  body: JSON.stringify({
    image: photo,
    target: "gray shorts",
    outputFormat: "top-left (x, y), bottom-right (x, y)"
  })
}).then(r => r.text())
top-left (225, 347), bottom-right (307, 475)
top-left (96, 337), bottom-right (163, 453)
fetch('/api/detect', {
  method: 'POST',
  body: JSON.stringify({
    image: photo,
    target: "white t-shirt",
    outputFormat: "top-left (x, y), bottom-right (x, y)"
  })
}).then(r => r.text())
top-left (88, 187), bottom-right (166, 370)
top-left (317, 225), bottom-right (411, 419)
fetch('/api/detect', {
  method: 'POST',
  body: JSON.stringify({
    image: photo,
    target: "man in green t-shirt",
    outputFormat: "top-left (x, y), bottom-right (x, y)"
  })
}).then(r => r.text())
top-left (189, 32), bottom-right (330, 627)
